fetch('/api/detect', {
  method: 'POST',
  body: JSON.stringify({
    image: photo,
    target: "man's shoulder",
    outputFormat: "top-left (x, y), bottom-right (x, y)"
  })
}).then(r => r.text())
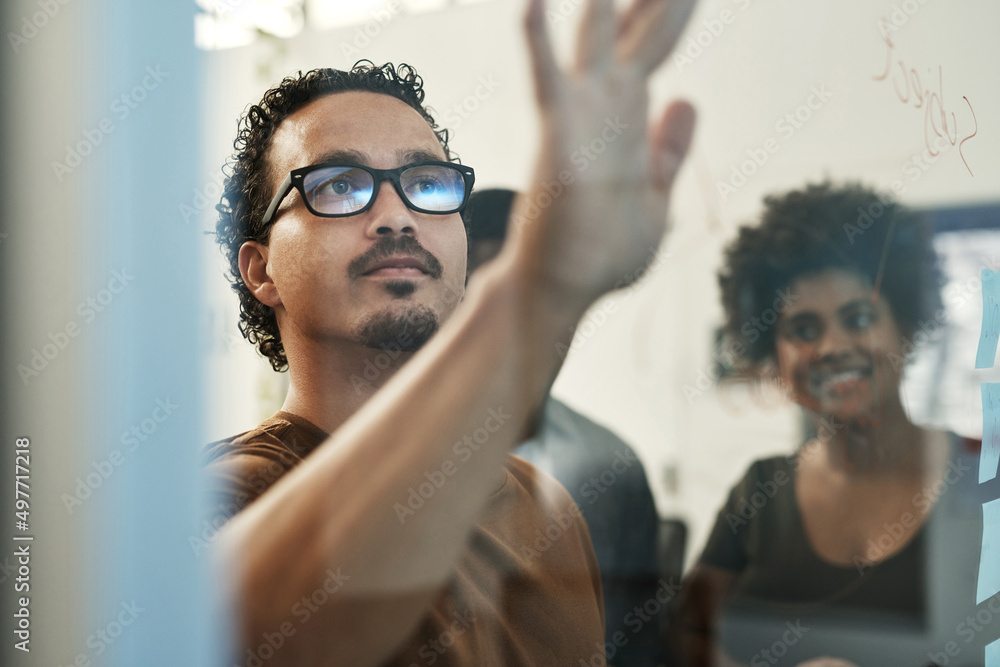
top-left (200, 412), bottom-right (329, 520)
top-left (506, 451), bottom-right (561, 489)
top-left (505, 453), bottom-right (585, 520)
top-left (202, 411), bottom-right (326, 468)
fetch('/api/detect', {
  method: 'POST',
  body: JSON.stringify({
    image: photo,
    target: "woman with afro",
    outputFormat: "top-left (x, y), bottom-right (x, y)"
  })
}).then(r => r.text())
top-left (668, 182), bottom-right (990, 667)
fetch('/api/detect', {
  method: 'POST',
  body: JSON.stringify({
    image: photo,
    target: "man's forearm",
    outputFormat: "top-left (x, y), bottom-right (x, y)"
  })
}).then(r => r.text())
top-left (215, 0), bottom-right (700, 657)
top-left (217, 254), bottom-right (583, 667)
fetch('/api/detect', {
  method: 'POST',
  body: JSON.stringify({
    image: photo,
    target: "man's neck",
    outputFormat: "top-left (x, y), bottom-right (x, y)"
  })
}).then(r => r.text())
top-left (278, 331), bottom-right (511, 494)
top-left (280, 338), bottom-right (415, 435)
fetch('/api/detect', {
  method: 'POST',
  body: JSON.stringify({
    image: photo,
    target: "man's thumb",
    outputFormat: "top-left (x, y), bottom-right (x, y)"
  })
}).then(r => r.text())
top-left (651, 100), bottom-right (696, 192)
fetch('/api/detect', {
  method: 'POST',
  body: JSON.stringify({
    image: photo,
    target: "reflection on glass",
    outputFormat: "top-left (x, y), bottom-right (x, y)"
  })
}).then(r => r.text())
top-left (669, 182), bottom-right (990, 667)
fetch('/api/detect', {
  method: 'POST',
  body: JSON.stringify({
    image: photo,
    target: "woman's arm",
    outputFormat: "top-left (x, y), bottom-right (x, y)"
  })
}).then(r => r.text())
top-left (668, 563), bottom-right (739, 667)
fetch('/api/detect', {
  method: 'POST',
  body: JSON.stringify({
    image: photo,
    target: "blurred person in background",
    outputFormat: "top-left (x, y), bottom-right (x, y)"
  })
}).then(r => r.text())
top-left (668, 182), bottom-right (992, 667)
top-left (465, 187), bottom-right (663, 667)
top-left (201, 0), bottom-right (701, 665)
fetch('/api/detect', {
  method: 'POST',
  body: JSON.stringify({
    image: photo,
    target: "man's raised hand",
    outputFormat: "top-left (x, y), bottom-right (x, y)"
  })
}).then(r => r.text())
top-left (509, 0), bottom-right (698, 312)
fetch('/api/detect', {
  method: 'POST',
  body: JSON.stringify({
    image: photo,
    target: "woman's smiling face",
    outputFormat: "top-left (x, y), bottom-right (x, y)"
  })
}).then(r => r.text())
top-left (774, 268), bottom-right (906, 421)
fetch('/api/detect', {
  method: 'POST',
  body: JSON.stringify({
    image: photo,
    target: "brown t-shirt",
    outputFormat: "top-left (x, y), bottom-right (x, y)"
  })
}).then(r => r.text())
top-left (202, 411), bottom-right (607, 666)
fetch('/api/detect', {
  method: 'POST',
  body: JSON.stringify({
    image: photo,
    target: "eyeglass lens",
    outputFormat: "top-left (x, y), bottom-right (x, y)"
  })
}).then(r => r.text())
top-left (302, 164), bottom-right (466, 215)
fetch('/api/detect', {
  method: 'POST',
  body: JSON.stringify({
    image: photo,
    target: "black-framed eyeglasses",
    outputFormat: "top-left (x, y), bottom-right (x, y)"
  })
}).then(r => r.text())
top-left (261, 161), bottom-right (476, 225)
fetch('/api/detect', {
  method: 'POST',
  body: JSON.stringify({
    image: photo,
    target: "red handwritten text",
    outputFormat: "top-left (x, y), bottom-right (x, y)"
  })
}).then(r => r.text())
top-left (873, 24), bottom-right (978, 177)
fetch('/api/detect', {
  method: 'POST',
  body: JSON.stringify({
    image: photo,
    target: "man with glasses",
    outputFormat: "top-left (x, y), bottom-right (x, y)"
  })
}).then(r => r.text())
top-left (206, 0), bottom-right (698, 665)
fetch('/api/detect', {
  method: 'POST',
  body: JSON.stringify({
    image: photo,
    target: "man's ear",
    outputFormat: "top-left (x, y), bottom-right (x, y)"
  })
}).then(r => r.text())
top-left (238, 241), bottom-right (282, 308)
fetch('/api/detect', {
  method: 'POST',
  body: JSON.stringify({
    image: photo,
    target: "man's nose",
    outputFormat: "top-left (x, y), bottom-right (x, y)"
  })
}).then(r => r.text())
top-left (364, 179), bottom-right (417, 237)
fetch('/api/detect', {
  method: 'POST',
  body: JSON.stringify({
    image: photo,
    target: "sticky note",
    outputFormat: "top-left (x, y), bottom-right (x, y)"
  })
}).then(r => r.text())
top-left (978, 498), bottom-right (1000, 604)
top-left (982, 384), bottom-right (1000, 484)
top-left (976, 269), bottom-right (1000, 369)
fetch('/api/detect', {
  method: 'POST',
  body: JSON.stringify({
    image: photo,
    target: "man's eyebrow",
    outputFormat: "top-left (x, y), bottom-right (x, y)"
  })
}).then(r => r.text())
top-left (310, 148), bottom-right (446, 168)
top-left (400, 149), bottom-right (446, 164)
top-left (313, 149), bottom-right (370, 165)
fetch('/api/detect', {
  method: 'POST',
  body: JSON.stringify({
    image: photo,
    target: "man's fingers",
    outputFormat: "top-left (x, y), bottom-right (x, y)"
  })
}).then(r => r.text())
top-left (617, 0), bottom-right (657, 40)
top-left (575, 0), bottom-right (617, 72)
top-left (617, 0), bottom-right (696, 73)
top-left (525, 0), bottom-right (562, 107)
top-left (650, 99), bottom-right (696, 192)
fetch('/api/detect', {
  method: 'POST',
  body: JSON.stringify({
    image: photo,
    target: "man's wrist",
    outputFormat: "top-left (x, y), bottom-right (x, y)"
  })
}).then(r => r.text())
top-left (484, 241), bottom-right (593, 335)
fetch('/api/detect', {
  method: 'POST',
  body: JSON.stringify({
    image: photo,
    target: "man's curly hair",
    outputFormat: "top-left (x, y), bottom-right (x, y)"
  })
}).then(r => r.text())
top-left (718, 181), bottom-right (942, 366)
top-left (215, 61), bottom-right (454, 371)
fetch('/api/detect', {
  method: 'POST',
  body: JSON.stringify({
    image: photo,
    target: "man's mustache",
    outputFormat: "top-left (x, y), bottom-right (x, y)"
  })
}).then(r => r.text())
top-left (347, 236), bottom-right (443, 280)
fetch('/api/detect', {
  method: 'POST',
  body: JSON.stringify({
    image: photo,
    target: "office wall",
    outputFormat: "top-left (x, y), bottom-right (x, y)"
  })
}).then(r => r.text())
top-left (198, 0), bottom-right (1000, 566)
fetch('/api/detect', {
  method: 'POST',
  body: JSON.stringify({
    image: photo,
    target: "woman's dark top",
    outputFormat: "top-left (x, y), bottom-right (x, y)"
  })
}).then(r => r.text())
top-left (696, 435), bottom-right (996, 666)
